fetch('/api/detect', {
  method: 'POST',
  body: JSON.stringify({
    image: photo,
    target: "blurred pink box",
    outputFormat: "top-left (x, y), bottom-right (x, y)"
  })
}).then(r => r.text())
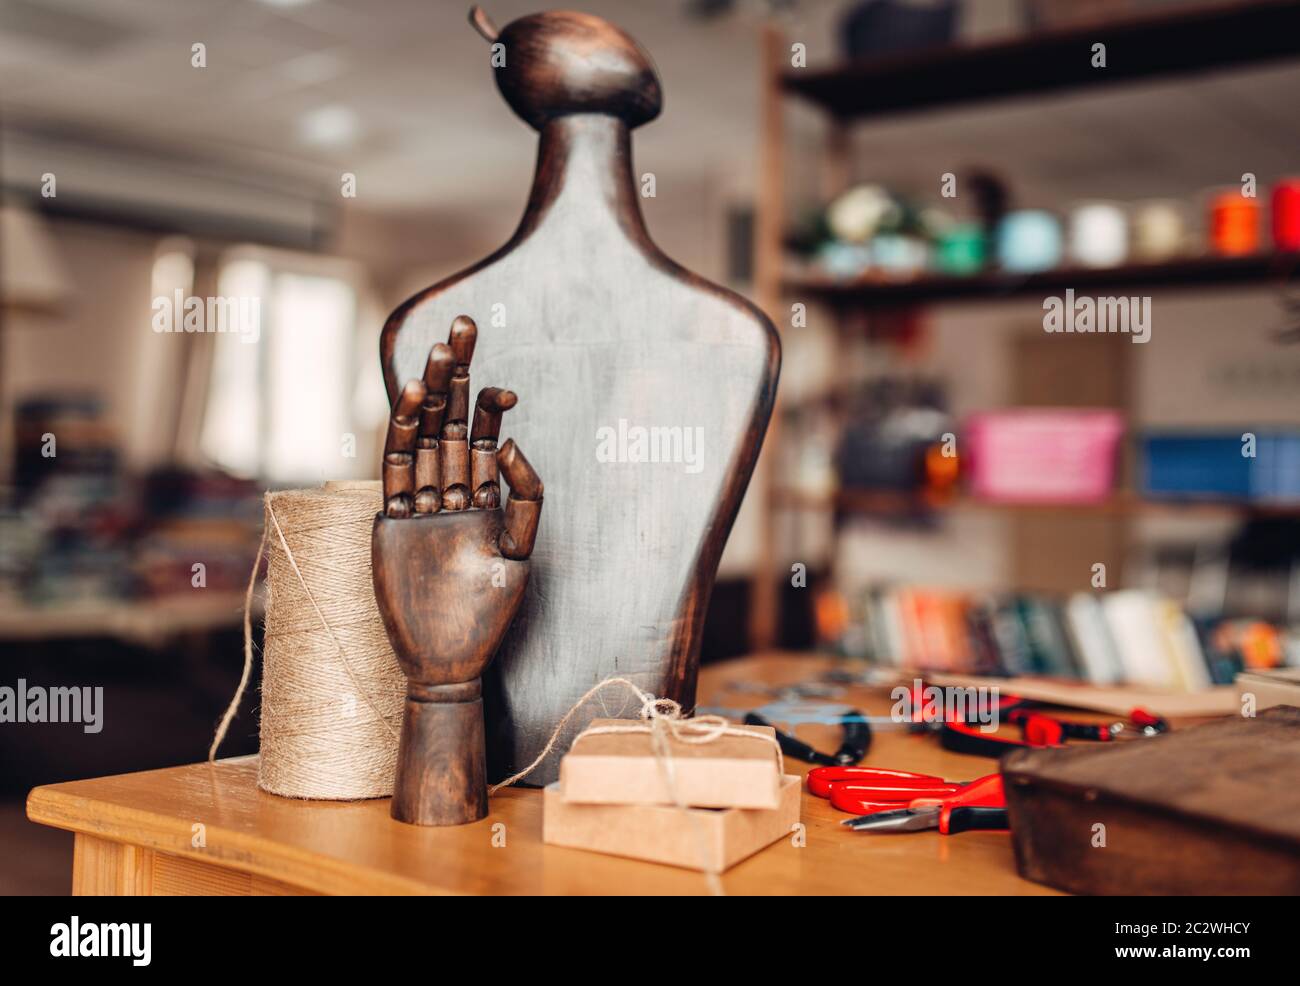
top-left (964, 409), bottom-right (1124, 503)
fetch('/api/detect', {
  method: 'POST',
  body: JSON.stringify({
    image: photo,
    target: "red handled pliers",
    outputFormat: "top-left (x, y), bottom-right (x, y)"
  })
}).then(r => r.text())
top-left (807, 766), bottom-right (973, 816)
top-left (842, 773), bottom-right (1009, 834)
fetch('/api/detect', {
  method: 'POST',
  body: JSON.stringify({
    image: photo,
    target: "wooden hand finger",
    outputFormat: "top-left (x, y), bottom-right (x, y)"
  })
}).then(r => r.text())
top-left (470, 387), bottom-right (516, 446)
top-left (498, 439), bottom-right (543, 560)
top-left (448, 315), bottom-right (477, 370)
top-left (470, 388), bottom-right (517, 508)
top-left (446, 315), bottom-right (477, 430)
top-left (414, 440), bottom-right (442, 514)
top-left (419, 342), bottom-right (455, 441)
top-left (383, 379), bottom-right (426, 518)
top-left (439, 317), bottom-right (477, 509)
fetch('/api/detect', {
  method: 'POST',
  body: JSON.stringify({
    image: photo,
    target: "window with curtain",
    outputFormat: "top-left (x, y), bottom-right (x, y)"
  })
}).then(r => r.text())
top-left (198, 247), bottom-right (387, 485)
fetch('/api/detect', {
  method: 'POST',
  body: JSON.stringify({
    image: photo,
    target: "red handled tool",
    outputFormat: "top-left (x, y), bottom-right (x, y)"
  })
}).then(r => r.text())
top-left (892, 678), bottom-right (1169, 757)
top-left (807, 766), bottom-right (969, 798)
top-left (807, 766), bottom-right (973, 815)
top-left (940, 704), bottom-right (1168, 757)
top-left (842, 773), bottom-right (1008, 834)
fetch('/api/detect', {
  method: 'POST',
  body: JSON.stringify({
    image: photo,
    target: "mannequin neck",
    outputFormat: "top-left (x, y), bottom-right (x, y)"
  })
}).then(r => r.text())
top-left (515, 114), bottom-right (651, 247)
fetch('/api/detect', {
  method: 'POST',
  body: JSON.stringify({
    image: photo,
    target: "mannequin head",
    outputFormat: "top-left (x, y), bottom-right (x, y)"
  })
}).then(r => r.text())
top-left (471, 7), bottom-right (663, 131)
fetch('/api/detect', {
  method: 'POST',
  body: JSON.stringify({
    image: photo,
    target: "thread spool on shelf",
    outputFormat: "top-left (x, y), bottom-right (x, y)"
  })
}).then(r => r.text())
top-left (1131, 200), bottom-right (1186, 263)
top-left (1209, 191), bottom-right (1260, 256)
top-left (935, 222), bottom-right (985, 275)
top-left (256, 481), bottom-right (406, 800)
top-left (1068, 201), bottom-right (1128, 269)
top-left (997, 209), bottom-right (1062, 273)
top-left (1272, 178), bottom-right (1300, 252)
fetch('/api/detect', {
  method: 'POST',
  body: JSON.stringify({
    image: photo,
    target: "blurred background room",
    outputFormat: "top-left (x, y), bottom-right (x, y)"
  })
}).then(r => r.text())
top-left (2, 0), bottom-right (1299, 891)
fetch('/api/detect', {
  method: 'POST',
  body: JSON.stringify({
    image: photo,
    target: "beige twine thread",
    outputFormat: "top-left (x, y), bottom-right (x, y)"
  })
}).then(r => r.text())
top-left (491, 676), bottom-right (786, 895)
top-left (209, 486), bottom-right (406, 800)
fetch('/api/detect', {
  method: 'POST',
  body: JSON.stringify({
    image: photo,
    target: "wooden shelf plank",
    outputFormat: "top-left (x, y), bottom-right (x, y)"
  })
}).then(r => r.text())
top-left (782, 0), bottom-right (1300, 121)
top-left (785, 252), bottom-right (1300, 309)
top-left (772, 488), bottom-right (1300, 518)
top-left (0, 592), bottom-right (256, 642)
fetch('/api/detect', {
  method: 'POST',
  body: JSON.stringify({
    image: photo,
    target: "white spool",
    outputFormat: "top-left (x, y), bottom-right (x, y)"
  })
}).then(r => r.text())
top-left (1068, 202), bottom-right (1128, 268)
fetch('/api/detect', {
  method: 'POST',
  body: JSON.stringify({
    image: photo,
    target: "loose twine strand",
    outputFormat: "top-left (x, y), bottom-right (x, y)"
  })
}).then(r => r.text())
top-left (491, 676), bottom-right (786, 896)
top-left (206, 520), bottom-right (266, 763)
top-left (209, 487), bottom-right (405, 800)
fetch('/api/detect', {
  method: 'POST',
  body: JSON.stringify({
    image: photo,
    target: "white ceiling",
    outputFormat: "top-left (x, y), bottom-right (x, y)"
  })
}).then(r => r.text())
top-left (2, 0), bottom-right (1297, 224)
top-left (0, 0), bottom-right (777, 214)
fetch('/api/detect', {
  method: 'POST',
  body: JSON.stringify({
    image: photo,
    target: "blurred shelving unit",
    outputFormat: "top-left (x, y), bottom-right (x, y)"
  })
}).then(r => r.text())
top-left (788, 253), bottom-right (1300, 310)
top-left (0, 592), bottom-right (256, 645)
top-left (780, 0), bottom-right (1300, 120)
top-left (749, 0), bottom-right (1300, 650)
top-left (772, 487), bottom-right (1300, 519)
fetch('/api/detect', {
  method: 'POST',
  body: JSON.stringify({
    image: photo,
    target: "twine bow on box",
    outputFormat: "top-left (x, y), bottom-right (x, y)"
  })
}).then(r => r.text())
top-left (491, 676), bottom-right (786, 896)
top-left (490, 676), bottom-right (785, 792)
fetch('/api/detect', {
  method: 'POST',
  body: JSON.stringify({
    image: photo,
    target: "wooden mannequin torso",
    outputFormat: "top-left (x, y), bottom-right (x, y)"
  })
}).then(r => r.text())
top-left (381, 11), bottom-right (779, 784)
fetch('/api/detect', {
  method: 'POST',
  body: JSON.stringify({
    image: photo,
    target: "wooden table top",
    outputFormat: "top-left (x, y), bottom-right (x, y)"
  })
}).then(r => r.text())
top-left (27, 653), bottom-right (1060, 895)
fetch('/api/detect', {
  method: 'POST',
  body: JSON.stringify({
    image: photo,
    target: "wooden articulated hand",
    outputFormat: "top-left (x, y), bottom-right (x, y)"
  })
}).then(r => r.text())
top-left (372, 314), bottom-right (543, 825)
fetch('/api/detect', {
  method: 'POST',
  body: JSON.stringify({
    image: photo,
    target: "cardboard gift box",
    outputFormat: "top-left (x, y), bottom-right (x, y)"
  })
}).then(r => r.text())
top-left (558, 717), bottom-right (783, 809)
top-left (543, 774), bottom-right (801, 872)
top-left (1237, 667), bottom-right (1300, 712)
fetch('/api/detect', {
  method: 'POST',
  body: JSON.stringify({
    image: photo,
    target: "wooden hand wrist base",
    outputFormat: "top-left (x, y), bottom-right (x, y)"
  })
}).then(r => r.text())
top-left (392, 681), bottom-right (488, 826)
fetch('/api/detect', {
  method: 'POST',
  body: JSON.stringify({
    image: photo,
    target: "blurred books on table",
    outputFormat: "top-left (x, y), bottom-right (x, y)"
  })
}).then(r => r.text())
top-left (823, 584), bottom-right (1297, 692)
top-left (1, 395), bottom-right (262, 637)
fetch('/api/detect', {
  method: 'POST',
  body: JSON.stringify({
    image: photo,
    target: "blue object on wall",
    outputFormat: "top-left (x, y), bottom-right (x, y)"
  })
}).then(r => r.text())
top-left (1141, 432), bottom-right (1300, 501)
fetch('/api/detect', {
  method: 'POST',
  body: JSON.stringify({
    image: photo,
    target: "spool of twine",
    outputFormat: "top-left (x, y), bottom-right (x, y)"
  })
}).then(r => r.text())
top-left (212, 481), bottom-right (406, 800)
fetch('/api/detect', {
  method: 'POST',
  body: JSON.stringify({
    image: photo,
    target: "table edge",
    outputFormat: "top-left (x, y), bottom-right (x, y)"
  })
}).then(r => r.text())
top-left (26, 777), bottom-right (457, 897)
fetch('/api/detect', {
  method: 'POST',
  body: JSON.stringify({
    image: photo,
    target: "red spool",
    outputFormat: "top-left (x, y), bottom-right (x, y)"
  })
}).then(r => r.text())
top-left (1273, 179), bottom-right (1300, 251)
top-left (1210, 192), bottom-right (1260, 256)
